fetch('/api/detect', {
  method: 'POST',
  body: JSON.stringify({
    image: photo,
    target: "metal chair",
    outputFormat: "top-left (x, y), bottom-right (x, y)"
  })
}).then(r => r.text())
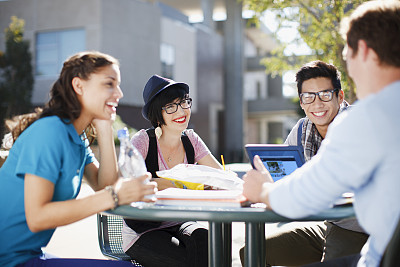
top-left (380, 217), bottom-right (400, 267)
top-left (97, 213), bottom-right (143, 266)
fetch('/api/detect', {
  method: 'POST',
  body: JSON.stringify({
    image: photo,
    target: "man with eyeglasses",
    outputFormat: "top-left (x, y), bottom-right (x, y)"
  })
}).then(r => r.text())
top-left (294, 61), bottom-right (349, 161)
top-left (240, 60), bottom-right (368, 267)
top-left (242, 1), bottom-right (400, 266)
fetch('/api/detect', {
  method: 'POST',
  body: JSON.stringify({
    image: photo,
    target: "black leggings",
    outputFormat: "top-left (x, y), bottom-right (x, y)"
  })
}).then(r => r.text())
top-left (126, 222), bottom-right (208, 267)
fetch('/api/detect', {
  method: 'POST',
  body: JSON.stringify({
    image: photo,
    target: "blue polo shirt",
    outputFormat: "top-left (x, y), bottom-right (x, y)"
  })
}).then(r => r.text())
top-left (0, 116), bottom-right (96, 267)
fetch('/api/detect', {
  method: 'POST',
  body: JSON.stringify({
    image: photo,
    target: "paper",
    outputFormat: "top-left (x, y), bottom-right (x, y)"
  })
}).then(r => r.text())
top-left (156, 164), bottom-right (244, 190)
top-left (333, 192), bottom-right (354, 206)
top-left (155, 188), bottom-right (249, 208)
top-left (156, 188), bottom-right (243, 200)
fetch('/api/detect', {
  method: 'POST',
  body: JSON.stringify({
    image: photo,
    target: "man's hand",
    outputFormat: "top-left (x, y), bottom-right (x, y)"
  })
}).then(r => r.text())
top-left (242, 155), bottom-right (273, 204)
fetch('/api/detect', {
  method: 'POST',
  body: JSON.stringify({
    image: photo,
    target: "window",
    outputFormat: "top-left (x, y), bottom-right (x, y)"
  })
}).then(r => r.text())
top-left (282, 70), bottom-right (297, 98)
top-left (36, 29), bottom-right (85, 76)
top-left (268, 121), bottom-right (284, 144)
top-left (160, 43), bottom-right (175, 79)
top-left (256, 81), bottom-right (262, 98)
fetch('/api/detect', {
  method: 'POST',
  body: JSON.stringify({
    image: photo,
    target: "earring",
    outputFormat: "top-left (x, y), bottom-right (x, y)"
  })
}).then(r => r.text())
top-left (155, 125), bottom-right (162, 139)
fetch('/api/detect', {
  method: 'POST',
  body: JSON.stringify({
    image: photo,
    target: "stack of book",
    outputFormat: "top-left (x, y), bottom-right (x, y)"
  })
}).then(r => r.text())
top-left (155, 188), bottom-right (249, 208)
top-left (333, 192), bottom-right (354, 207)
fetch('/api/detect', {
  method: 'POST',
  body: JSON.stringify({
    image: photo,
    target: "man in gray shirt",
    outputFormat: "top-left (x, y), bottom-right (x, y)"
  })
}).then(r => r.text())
top-left (240, 60), bottom-right (368, 266)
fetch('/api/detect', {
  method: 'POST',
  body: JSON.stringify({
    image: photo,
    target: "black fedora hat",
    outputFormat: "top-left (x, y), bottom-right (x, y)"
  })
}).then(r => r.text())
top-left (142, 75), bottom-right (189, 120)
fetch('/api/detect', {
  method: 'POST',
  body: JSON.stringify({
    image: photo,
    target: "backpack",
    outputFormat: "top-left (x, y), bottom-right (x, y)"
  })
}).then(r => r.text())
top-left (124, 129), bottom-right (196, 233)
top-left (145, 128), bottom-right (195, 178)
top-left (297, 118), bottom-right (305, 152)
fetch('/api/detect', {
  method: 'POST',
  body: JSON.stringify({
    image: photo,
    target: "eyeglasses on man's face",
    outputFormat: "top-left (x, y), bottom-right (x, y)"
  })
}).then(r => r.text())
top-left (162, 98), bottom-right (192, 114)
top-left (300, 89), bottom-right (339, 104)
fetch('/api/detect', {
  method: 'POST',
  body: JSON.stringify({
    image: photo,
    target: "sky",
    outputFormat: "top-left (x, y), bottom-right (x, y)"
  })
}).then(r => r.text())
top-left (258, 10), bottom-right (311, 97)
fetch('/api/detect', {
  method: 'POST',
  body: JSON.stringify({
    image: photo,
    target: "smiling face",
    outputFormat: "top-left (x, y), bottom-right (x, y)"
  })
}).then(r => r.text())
top-left (300, 77), bottom-right (344, 137)
top-left (75, 64), bottom-right (123, 122)
top-left (161, 97), bottom-right (191, 133)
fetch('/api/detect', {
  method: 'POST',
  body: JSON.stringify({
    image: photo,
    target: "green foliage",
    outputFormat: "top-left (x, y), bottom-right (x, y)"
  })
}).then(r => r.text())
top-left (272, 137), bottom-right (284, 144)
top-left (112, 115), bottom-right (138, 145)
top-left (89, 115), bottom-right (137, 146)
top-left (244, 0), bottom-right (368, 103)
top-left (0, 16), bottom-right (34, 135)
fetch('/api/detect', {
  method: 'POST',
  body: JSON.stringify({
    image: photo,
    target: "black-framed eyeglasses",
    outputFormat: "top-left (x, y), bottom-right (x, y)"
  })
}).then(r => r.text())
top-left (299, 89), bottom-right (339, 104)
top-left (162, 98), bottom-right (192, 114)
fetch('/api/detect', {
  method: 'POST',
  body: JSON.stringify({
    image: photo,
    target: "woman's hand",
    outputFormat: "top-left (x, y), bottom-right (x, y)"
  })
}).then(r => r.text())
top-left (85, 118), bottom-right (118, 190)
top-left (114, 172), bottom-right (158, 203)
top-left (92, 118), bottom-right (114, 133)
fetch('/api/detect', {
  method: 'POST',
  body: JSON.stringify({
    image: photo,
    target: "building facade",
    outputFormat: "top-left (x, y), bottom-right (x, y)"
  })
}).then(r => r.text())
top-left (0, 0), bottom-right (299, 160)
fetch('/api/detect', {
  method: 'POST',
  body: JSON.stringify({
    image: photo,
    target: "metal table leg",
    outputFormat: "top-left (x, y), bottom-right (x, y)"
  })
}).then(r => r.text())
top-left (259, 222), bottom-right (266, 265)
top-left (222, 222), bottom-right (232, 267)
top-left (209, 222), bottom-right (223, 267)
top-left (244, 222), bottom-right (265, 267)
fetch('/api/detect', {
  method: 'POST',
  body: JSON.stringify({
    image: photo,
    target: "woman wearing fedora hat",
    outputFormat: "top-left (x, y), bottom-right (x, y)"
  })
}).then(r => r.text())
top-left (122, 74), bottom-right (223, 267)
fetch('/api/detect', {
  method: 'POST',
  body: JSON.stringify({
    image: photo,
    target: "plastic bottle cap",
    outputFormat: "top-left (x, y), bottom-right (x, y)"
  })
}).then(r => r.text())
top-left (117, 128), bottom-right (129, 139)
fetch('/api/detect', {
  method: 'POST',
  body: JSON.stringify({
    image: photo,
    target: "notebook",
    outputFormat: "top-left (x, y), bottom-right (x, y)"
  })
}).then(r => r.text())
top-left (245, 144), bottom-right (305, 182)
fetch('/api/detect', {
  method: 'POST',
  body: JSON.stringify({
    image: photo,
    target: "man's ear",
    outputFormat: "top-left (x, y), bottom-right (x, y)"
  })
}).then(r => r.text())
top-left (299, 100), bottom-right (305, 110)
top-left (357, 40), bottom-right (369, 61)
top-left (359, 39), bottom-right (380, 64)
top-left (338, 89), bottom-right (344, 104)
top-left (72, 77), bottom-right (83, 95)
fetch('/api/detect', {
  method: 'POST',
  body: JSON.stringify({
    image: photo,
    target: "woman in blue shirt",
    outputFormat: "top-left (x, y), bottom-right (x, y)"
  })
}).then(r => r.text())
top-left (0, 51), bottom-right (156, 267)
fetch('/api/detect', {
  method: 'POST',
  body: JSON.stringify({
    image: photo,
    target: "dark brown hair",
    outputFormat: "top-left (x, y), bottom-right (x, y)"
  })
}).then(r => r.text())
top-left (342, 1), bottom-right (400, 67)
top-left (147, 86), bottom-right (189, 128)
top-left (4, 51), bottom-right (119, 147)
top-left (295, 60), bottom-right (341, 95)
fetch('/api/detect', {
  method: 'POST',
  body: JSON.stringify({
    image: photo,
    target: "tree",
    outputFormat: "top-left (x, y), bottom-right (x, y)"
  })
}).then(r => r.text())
top-left (0, 16), bottom-right (33, 136)
top-left (244, 0), bottom-right (368, 103)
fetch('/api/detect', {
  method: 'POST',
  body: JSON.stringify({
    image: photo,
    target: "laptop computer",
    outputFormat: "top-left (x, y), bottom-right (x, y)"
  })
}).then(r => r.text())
top-left (245, 144), bottom-right (305, 182)
top-left (245, 144), bottom-right (354, 206)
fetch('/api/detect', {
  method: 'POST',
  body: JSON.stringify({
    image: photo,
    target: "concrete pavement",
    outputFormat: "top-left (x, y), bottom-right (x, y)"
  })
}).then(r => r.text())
top-left (43, 184), bottom-right (106, 260)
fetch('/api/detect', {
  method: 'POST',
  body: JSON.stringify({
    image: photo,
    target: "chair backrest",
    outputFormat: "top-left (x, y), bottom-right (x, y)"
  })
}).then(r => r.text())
top-left (380, 217), bottom-right (400, 267)
top-left (97, 213), bottom-right (133, 261)
top-left (97, 213), bottom-right (144, 266)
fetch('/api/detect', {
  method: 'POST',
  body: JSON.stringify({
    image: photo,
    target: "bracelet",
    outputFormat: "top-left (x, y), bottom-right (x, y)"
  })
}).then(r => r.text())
top-left (105, 185), bottom-right (119, 210)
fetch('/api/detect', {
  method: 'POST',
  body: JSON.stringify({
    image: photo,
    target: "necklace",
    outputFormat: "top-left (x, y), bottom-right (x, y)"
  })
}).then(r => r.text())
top-left (164, 143), bottom-right (181, 163)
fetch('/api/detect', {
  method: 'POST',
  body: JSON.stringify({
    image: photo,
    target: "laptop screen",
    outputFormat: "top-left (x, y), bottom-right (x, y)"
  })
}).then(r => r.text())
top-left (245, 144), bottom-right (305, 182)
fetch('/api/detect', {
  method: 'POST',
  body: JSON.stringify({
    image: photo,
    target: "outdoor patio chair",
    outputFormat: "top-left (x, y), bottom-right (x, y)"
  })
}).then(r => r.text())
top-left (97, 213), bottom-right (143, 266)
top-left (380, 217), bottom-right (400, 267)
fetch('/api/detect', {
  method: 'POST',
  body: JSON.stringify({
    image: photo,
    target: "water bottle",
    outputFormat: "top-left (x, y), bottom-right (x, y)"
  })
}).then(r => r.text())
top-left (117, 127), bottom-right (147, 179)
